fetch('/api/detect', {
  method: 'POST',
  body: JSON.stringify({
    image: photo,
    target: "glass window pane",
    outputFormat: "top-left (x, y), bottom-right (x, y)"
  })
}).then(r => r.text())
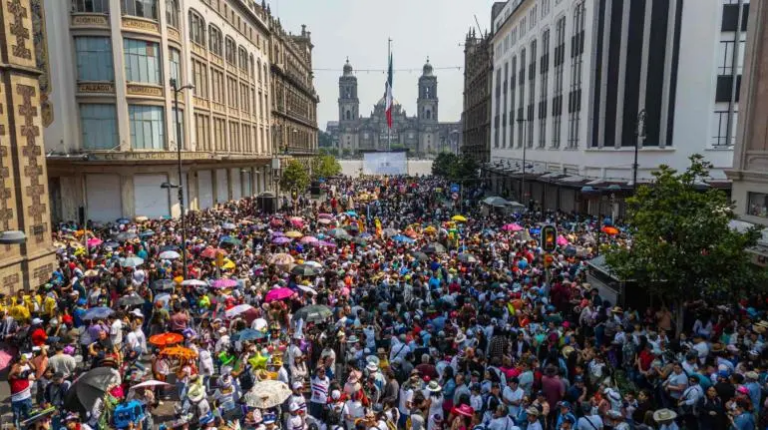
top-left (80, 104), bottom-right (117, 149)
top-left (124, 39), bottom-right (161, 84)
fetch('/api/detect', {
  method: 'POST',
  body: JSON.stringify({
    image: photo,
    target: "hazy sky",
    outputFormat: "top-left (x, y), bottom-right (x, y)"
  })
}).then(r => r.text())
top-left (273, 0), bottom-right (499, 130)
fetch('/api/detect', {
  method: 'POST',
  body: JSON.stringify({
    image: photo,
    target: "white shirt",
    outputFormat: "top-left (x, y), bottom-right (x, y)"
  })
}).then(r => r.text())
top-left (502, 386), bottom-right (524, 417)
top-left (577, 415), bottom-right (604, 430)
top-left (110, 319), bottom-right (123, 345)
top-left (398, 386), bottom-right (414, 416)
top-left (342, 400), bottom-right (364, 430)
top-left (126, 328), bottom-right (146, 354)
top-left (310, 375), bottom-right (330, 404)
top-left (198, 349), bottom-right (214, 376)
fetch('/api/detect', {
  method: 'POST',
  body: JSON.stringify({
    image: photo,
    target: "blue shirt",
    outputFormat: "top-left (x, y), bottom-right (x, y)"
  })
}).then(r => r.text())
top-left (732, 412), bottom-right (754, 430)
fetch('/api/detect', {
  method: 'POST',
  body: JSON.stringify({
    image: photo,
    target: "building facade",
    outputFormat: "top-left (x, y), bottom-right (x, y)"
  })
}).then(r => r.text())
top-left (727, 0), bottom-right (768, 242)
top-left (43, 0), bottom-right (297, 223)
top-left (268, 19), bottom-right (319, 160)
top-left (330, 59), bottom-right (461, 156)
top-left (461, 28), bottom-right (493, 164)
top-left (487, 0), bottom-right (747, 214)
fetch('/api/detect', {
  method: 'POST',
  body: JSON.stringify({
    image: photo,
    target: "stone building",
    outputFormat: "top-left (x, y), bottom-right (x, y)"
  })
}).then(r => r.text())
top-left (331, 59), bottom-right (460, 156)
top-left (0, 0), bottom-right (58, 294)
top-left (461, 28), bottom-right (493, 164)
top-left (268, 18), bottom-right (319, 161)
top-left (43, 0), bottom-right (308, 223)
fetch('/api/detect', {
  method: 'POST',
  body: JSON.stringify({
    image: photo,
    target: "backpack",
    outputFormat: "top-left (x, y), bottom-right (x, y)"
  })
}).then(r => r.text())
top-left (238, 363), bottom-right (255, 392)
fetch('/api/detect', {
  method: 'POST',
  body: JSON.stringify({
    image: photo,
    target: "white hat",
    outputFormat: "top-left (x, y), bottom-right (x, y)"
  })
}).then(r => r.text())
top-left (289, 402), bottom-right (300, 412)
top-left (292, 381), bottom-right (303, 390)
top-left (331, 390), bottom-right (341, 400)
top-left (366, 362), bottom-right (379, 372)
top-left (130, 309), bottom-right (144, 319)
top-left (31, 318), bottom-right (43, 325)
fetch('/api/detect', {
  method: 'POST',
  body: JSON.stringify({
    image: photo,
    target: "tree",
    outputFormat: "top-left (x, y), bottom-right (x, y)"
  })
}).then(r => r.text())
top-left (432, 152), bottom-right (458, 177)
top-left (280, 159), bottom-right (310, 192)
top-left (311, 154), bottom-right (342, 179)
top-left (318, 131), bottom-right (333, 148)
top-left (432, 152), bottom-right (477, 183)
top-left (605, 155), bottom-right (765, 333)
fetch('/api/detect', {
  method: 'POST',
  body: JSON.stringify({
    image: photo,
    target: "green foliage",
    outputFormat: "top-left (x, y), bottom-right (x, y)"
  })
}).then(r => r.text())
top-left (432, 152), bottom-right (478, 182)
top-left (319, 147), bottom-right (339, 156)
top-left (280, 159), bottom-right (310, 192)
top-left (318, 131), bottom-right (333, 148)
top-left (311, 154), bottom-right (342, 179)
top-left (605, 155), bottom-right (765, 306)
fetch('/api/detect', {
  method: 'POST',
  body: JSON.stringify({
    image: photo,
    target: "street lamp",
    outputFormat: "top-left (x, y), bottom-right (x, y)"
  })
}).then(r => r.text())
top-left (0, 230), bottom-right (26, 245)
top-left (634, 110), bottom-right (646, 192)
top-left (516, 117), bottom-right (527, 204)
top-left (169, 78), bottom-right (193, 279)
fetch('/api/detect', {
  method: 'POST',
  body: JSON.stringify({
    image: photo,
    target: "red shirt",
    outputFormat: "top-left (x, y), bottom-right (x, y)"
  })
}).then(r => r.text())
top-left (31, 328), bottom-right (47, 347)
top-left (638, 350), bottom-right (654, 371)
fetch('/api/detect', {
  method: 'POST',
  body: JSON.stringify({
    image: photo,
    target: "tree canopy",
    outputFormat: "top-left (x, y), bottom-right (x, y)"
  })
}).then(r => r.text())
top-left (432, 152), bottom-right (478, 183)
top-left (311, 154), bottom-right (342, 179)
top-left (605, 155), bottom-right (765, 310)
top-left (280, 159), bottom-right (310, 192)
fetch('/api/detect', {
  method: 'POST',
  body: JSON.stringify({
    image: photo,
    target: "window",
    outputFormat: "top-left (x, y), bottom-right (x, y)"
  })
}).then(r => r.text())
top-left (717, 40), bottom-right (745, 76)
top-left (80, 104), bottom-right (117, 149)
top-left (214, 117), bottom-right (226, 151)
top-left (209, 25), bottom-right (223, 56)
top-left (169, 48), bottom-right (180, 84)
top-left (129, 105), bottom-right (165, 150)
top-left (165, 0), bottom-right (178, 28)
top-left (257, 58), bottom-right (262, 82)
top-left (541, 0), bottom-right (551, 17)
top-left (539, 29), bottom-right (550, 149)
top-left (239, 46), bottom-right (249, 72)
top-left (211, 69), bottom-right (224, 103)
top-left (748, 192), bottom-right (768, 218)
top-left (530, 6), bottom-right (538, 28)
top-left (517, 49), bottom-right (526, 148)
top-left (72, 0), bottom-right (109, 13)
top-left (229, 121), bottom-right (240, 152)
top-left (75, 37), bottom-right (113, 81)
top-left (711, 110), bottom-right (738, 146)
top-left (520, 18), bottom-right (527, 36)
top-left (121, 0), bottom-right (157, 19)
top-left (567, 2), bottom-right (585, 149)
top-left (189, 10), bottom-right (205, 46)
top-left (528, 40), bottom-right (537, 149)
top-left (192, 59), bottom-right (208, 99)
top-left (227, 77), bottom-right (238, 109)
top-left (225, 37), bottom-right (236, 65)
top-left (124, 39), bottom-right (160, 84)
top-left (172, 107), bottom-right (184, 149)
top-left (195, 114), bottom-right (210, 151)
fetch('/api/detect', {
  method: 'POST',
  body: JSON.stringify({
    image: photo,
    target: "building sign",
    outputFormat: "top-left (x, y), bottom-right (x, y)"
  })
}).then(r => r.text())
top-left (71, 14), bottom-right (109, 28)
top-left (121, 17), bottom-right (160, 33)
top-left (127, 84), bottom-right (163, 97)
top-left (167, 27), bottom-right (180, 42)
top-left (78, 82), bottom-right (115, 94)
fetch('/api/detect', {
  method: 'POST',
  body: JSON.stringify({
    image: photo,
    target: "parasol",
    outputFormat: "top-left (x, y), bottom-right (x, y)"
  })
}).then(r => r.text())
top-left (318, 218), bottom-right (332, 225)
top-left (292, 305), bottom-right (333, 323)
top-left (457, 253), bottom-right (478, 264)
top-left (243, 380), bottom-right (292, 408)
top-left (181, 279), bottom-right (208, 287)
top-left (138, 230), bottom-right (155, 238)
top-left (149, 332), bottom-right (184, 348)
top-left (87, 238), bottom-right (103, 248)
top-left (501, 223), bottom-right (523, 232)
top-left (284, 230), bottom-right (303, 239)
top-left (290, 264), bottom-right (319, 277)
top-left (120, 256), bottom-right (144, 268)
top-left (328, 228), bottom-right (352, 240)
top-left (270, 253), bottom-right (295, 266)
top-left (64, 367), bottom-right (121, 415)
top-left (130, 380), bottom-right (171, 390)
top-left (411, 251), bottom-right (430, 262)
top-left (300, 236), bottom-right (318, 244)
top-left (117, 295), bottom-right (145, 308)
top-left (152, 279), bottom-right (175, 291)
top-left (557, 235), bottom-right (569, 247)
top-left (116, 217), bottom-right (131, 225)
top-left (83, 307), bottom-right (114, 321)
top-left (272, 236), bottom-right (292, 245)
top-left (303, 261), bottom-right (323, 269)
top-left (159, 250), bottom-right (181, 260)
top-left (222, 222), bottom-right (237, 230)
top-left (270, 218), bottom-right (284, 227)
top-left (225, 304), bottom-right (259, 322)
top-left (159, 346), bottom-right (198, 360)
top-left (602, 226), bottom-right (619, 236)
top-left (289, 217), bottom-right (304, 228)
top-left (421, 243), bottom-right (447, 254)
top-left (115, 232), bottom-right (137, 242)
top-left (219, 236), bottom-right (242, 246)
top-left (392, 234), bottom-right (415, 244)
top-left (232, 328), bottom-right (268, 342)
top-left (201, 247), bottom-right (227, 259)
top-left (84, 269), bottom-right (100, 278)
top-left (212, 278), bottom-right (239, 289)
top-left (318, 213), bottom-right (333, 219)
top-left (382, 228), bottom-right (399, 237)
top-left (451, 215), bottom-right (468, 222)
top-left (265, 287), bottom-right (294, 303)
top-left (314, 240), bottom-right (337, 248)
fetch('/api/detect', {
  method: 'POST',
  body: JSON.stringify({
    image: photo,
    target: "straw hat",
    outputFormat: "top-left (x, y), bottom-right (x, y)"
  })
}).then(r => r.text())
top-left (611, 306), bottom-right (623, 314)
top-left (653, 409), bottom-right (677, 422)
top-left (561, 345), bottom-right (575, 359)
top-left (526, 406), bottom-right (541, 417)
top-left (426, 381), bottom-right (442, 393)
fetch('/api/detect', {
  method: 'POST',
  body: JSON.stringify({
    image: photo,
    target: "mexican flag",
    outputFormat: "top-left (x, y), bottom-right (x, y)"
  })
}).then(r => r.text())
top-left (385, 53), bottom-right (393, 129)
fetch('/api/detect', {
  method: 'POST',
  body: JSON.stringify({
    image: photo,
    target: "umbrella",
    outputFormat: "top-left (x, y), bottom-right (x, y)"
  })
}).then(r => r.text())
top-left (304, 261), bottom-right (323, 269)
top-left (116, 218), bottom-right (131, 225)
top-left (222, 222), bottom-right (236, 230)
top-left (149, 332), bottom-right (184, 348)
top-left (557, 235), bottom-right (569, 247)
top-left (119, 256), bottom-right (144, 268)
top-left (501, 223), bottom-right (524, 232)
top-left (84, 269), bottom-right (99, 278)
top-left (130, 380), bottom-right (171, 390)
top-left (411, 251), bottom-right (430, 262)
top-left (292, 305), bottom-right (333, 323)
top-left (212, 278), bottom-right (239, 289)
top-left (284, 230), bottom-right (303, 239)
top-left (421, 243), bottom-right (447, 254)
top-left (201, 247), bottom-right (227, 259)
top-left (115, 232), bottom-right (137, 242)
top-left (270, 253), bottom-right (295, 265)
top-left (219, 236), bottom-right (242, 246)
top-left (289, 217), bottom-right (304, 228)
top-left (602, 226), bottom-right (619, 236)
top-left (345, 210), bottom-right (358, 217)
top-left (291, 264), bottom-right (319, 277)
top-left (152, 279), bottom-right (175, 291)
top-left (318, 213), bottom-right (333, 219)
top-left (564, 245), bottom-right (577, 257)
top-left (159, 250), bottom-right (181, 260)
top-left (451, 215), bottom-right (468, 222)
top-left (159, 346), bottom-right (198, 360)
top-left (297, 284), bottom-right (317, 295)
top-left (104, 240), bottom-right (120, 249)
top-left (232, 328), bottom-right (267, 342)
top-left (225, 304), bottom-right (258, 320)
top-left (181, 279), bottom-right (207, 287)
top-left (318, 218), bottom-right (332, 225)
top-left (457, 253), bottom-right (478, 264)
top-left (382, 228), bottom-right (399, 237)
top-left (117, 295), bottom-right (145, 308)
top-left (83, 306), bottom-right (114, 321)
top-left (265, 287), bottom-right (294, 302)
top-left (314, 240), bottom-right (337, 248)
top-left (65, 367), bottom-right (121, 415)
top-left (215, 258), bottom-right (236, 270)
top-left (270, 218), bottom-right (284, 227)
top-left (272, 236), bottom-right (293, 245)
top-left (328, 228), bottom-right (352, 240)
top-left (159, 245), bottom-right (179, 252)
top-left (154, 293), bottom-right (171, 307)
top-left (243, 380), bottom-right (292, 409)
top-left (87, 238), bottom-right (103, 248)
top-left (139, 230), bottom-right (155, 238)
top-left (300, 236), bottom-right (318, 244)
top-left (392, 234), bottom-right (415, 244)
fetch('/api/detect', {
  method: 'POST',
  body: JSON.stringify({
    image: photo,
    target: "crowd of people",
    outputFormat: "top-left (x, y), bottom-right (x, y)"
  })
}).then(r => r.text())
top-left (0, 175), bottom-right (766, 430)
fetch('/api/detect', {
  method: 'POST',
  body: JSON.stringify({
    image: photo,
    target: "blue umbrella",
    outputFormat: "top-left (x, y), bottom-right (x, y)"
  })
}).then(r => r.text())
top-left (232, 329), bottom-right (267, 342)
top-left (83, 306), bottom-right (114, 321)
top-left (392, 234), bottom-right (415, 244)
top-left (120, 256), bottom-right (144, 268)
top-left (220, 236), bottom-right (242, 246)
top-left (530, 228), bottom-right (541, 236)
top-left (116, 218), bottom-right (131, 225)
top-left (139, 231), bottom-right (155, 238)
top-left (345, 210), bottom-right (357, 217)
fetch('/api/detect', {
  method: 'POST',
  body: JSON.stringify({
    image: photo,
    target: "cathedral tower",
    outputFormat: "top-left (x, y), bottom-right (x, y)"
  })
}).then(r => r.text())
top-left (338, 58), bottom-right (359, 123)
top-left (417, 58), bottom-right (438, 123)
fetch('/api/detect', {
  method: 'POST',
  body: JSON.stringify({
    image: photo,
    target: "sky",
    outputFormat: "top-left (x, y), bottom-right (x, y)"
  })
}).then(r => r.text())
top-left (273, 0), bottom-right (500, 130)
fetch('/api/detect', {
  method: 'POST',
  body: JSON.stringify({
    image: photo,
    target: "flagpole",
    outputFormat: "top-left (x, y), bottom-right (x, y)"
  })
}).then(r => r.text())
top-left (387, 37), bottom-right (392, 152)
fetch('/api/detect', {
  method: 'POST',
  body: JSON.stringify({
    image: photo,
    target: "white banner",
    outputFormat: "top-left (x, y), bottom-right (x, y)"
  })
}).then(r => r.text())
top-left (362, 152), bottom-right (407, 175)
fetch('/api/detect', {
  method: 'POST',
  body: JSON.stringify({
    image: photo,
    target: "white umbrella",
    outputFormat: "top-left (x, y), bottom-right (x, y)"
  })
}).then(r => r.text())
top-left (297, 284), bottom-right (317, 295)
top-left (181, 279), bottom-right (208, 287)
top-left (243, 380), bottom-right (292, 408)
top-left (304, 261), bottom-right (323, 269)
top-left (129, 380), bottom-right (171, 390)
top-left (251, 318), bottom-right (268, 331)
top-left (159, 250), bottom-right (181, 260)
top-left (225, 304), bottom-right (255, 319)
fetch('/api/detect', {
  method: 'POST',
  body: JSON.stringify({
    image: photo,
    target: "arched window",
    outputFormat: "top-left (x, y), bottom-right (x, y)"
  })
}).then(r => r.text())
top-left (121, 0), bottom-right (157, 20)
top-left (72, 0), bottom-right (109, 13)
top-left (257, 59), bottom-right (262, 82)
top-left (188, 10), bottom-right (205, 46)
top-left (345, 110), bottom-right (351, 121)
top-left (238, 46), bottom-right (248, 72)
top-left (426, 110), bottom-right (431, 120)
top-left (165, 0), bottom-right (178, 28)
top-left (208, 25), bottom-right (222, 56)
top-left (225, 37), bottom-right (236, 65)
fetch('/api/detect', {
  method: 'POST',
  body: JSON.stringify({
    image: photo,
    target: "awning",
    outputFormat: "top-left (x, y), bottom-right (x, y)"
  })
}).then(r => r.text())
top-left (540, 172), bottom-right (561, 179)
top-left (560, 176), bottom-right (586, 183)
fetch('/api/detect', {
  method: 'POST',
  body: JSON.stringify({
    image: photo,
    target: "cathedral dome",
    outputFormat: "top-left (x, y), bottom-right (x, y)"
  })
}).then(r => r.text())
top-left (343, 58), bottom-right (353, 76)
top-left (422, 58), bottom-right (433, 76)
top-left (377, 96), bottom-right (400, 106)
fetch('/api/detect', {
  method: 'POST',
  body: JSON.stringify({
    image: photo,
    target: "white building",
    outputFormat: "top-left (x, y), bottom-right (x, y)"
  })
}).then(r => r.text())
top-left (43, 0), bottom-right (280, 223)
top-left (487, 0), bottom-right (748, 214)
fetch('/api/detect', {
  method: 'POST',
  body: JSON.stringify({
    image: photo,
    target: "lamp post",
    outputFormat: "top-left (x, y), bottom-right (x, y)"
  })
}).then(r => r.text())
top-left (634, 110), bottom-right (646, 192)
top-left (516, 117), bottom-right (527, 204)
top-left (169, 78), bottom-right (194, 279)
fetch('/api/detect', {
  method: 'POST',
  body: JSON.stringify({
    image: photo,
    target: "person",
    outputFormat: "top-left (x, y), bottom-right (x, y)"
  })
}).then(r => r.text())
top-left (503, 376), bottom-right (524, 418)
top-left (653, 409), bottom-right (680, 430)
top-left (729, 399), bottom-right (755, 430)
top-left (9, 356), bottom-right (34, 428)
top-left (577, 402), bottom-right (604, 430)
top-left (525, 407), bottom-right (543, 430)
top-left (309, 365), bottom-right (330, 420)
top-left (698, 386), bottom-right (725, 430)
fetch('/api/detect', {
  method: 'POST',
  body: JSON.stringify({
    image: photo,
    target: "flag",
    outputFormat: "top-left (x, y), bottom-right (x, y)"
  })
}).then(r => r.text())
top-left (385, 53), bottom-right (393, 129)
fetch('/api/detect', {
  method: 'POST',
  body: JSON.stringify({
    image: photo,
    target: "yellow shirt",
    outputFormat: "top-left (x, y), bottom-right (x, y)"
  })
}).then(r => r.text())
top-left (10, 303), bottom-right (30, 322)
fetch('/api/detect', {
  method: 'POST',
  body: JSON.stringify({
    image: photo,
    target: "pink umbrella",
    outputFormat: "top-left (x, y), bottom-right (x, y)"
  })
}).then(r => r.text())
top-left (265, 287), bottom-right (295, 302)
top-left (318, 213), bottom-right (333, 219)
top-left (130, 380), bottom-right (171, 390)
top-left (272, 236), bottom-right (292, 245)
top-left (314, 240), bottom-right (337, 248)
top-left (0, 345), bottom-right (16, 372)
top-left (270, 218), bottom-right (284, 227)
top-left (300, 236), bottom-right (318, 244)
top-left (290, 217), bottom-right (304, 228)
top-left (212, 278), bottom-right (239, 289)
top-left (557, 235), bottom-right (569, 247)
top-left (87, 238), bottom-right (103, 248)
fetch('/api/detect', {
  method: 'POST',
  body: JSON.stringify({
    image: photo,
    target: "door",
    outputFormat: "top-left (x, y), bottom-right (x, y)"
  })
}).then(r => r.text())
top-left (231, 168), bottom-right (242, 201)
top-left (86, 174), bottom-right (121, 222)
top-left (215, 169), bottom-right (228, 203)
top-left (133, 174), bottom-right (170, 219)
top-left (198, 170), bottom-right (214, 209)
top-left (243, 170), bottom-right (252, 197)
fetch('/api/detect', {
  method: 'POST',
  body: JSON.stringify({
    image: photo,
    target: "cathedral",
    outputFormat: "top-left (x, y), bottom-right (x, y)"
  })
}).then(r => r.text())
top-left (327, 59), bottom-right (461, 155)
